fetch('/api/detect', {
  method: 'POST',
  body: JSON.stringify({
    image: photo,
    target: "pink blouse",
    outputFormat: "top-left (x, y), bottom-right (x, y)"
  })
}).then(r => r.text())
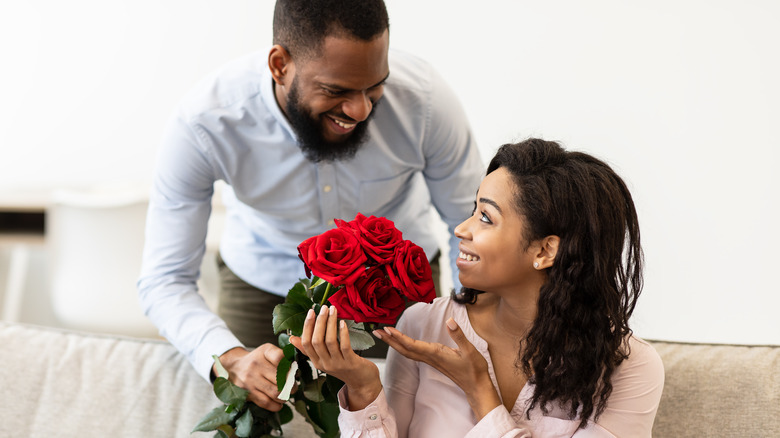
top-left (338, 296), bottom-right (664, 437)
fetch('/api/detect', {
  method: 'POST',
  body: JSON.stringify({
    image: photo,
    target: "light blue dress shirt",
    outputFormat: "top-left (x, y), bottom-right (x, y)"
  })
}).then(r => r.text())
top-left (138, 49), bottom-right (484, 379)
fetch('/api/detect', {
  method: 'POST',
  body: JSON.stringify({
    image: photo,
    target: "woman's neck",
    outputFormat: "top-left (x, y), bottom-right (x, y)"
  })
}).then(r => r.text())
top-left (471, 289), bottom-right (538, 341)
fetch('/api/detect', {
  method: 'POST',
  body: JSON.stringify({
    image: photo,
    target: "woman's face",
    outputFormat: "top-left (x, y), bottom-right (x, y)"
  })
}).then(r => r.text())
top-left (454, 167), bottom-right (539, 293)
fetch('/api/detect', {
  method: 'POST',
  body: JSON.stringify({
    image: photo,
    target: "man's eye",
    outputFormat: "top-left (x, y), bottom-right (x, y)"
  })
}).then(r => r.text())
top-left (323, 88), bottom-right (343, 96)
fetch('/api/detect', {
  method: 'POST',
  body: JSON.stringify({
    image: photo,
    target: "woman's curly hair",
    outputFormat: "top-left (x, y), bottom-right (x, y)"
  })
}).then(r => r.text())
top-left (454, 138), bottom-right (643, 429)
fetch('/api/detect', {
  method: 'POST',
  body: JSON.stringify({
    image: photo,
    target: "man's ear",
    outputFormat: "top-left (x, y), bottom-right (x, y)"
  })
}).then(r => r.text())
top-left (268, 45), bottom-right (293, 86)
top-left (533, 235), bottom-right (559, 270)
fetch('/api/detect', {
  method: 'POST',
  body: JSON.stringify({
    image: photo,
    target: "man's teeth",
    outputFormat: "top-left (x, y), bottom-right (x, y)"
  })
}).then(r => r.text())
top-left (334, 119), bottom-right (356, 129)
top-left (459, 251), bottom-right (480, 262)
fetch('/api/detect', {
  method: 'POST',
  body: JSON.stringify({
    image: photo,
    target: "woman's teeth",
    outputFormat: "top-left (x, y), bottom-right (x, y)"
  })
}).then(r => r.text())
top-left (458, 251), bottom-right (479, 262)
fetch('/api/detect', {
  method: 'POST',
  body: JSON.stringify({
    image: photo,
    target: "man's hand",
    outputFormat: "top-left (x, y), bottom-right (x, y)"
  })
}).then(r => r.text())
top-left (215, 344), bottom-right (287, 411)
top-left (375, 318), bottom-right (501, 420)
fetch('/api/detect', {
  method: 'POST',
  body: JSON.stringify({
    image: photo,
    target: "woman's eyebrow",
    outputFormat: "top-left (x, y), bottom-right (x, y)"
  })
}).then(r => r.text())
top-left (478, 197), bottom-right (502, 213)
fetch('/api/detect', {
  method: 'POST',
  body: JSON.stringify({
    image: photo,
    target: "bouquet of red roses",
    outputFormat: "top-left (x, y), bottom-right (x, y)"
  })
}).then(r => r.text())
top-left (193, 213), bottom-right (436, 438)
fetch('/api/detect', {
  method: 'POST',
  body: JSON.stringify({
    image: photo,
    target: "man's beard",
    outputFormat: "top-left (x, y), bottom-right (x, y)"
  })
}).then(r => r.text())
top-left (285, 79), bottom-right (377, 163)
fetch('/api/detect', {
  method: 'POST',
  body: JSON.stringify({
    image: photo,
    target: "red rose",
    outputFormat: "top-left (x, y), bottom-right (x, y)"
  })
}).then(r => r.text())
top-left (297, 228), bottom-right (367, 287)
top-left (327, 266), bottom-right (406, 325)
top-left (337, 213), bottom-right (403, 264)
top-left (386, 241), bottom-right (436, 303)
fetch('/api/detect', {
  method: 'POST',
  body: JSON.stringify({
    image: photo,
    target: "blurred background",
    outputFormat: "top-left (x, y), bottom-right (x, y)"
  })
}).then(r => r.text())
top-left (1, 0), bottom-right (778, 344)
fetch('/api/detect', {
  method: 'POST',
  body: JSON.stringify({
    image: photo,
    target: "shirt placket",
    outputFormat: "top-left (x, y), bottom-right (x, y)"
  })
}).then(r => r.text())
top-left (317, 162), bottom-right (339, 227)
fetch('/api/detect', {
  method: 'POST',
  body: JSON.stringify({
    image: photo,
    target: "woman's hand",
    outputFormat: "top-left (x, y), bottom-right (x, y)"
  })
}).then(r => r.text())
top-left (289, 305), bottom-right (382, 411)
top-left (375, 318), bottom-right (501, 421)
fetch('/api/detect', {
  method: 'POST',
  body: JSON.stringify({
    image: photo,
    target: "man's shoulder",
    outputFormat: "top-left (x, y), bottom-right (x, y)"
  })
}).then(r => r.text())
top-left (385, 49), bottom-right (438, 93)
top-left (178, 50), bottom-right (270, 120)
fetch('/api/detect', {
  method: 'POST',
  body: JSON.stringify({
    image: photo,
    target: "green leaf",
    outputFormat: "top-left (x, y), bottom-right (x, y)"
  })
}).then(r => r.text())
top-left (191, 406), bottom-right (235, 432)
top-left (304, 397), bottom-right (341, 438)
top-left (287, 281), bottom-right (315, 308)
top-left (346, 320), bottom-right (376, 351)
top-left (303, 375), bottom-right (326, 402)
top-left (293, 400), bottom-right (326, 435)
top-left (278, 403), bottom-right (294, 425)
top-left (282, 343), bottom-right (296, 361)
top-left (213, 377), bottom-right (249, 410)
top-left (215, 425), bottom-right (234, 438)
top-left (212, 354), bottom-right (229, 379)
top-left (234, 409), bottom-right (253, 437)
top-left (272, 301), bottom-right (309, 336)
top-left (276, 356), bottom-right (292, 393)
top-left (278, 332), bottom-right (291, 348)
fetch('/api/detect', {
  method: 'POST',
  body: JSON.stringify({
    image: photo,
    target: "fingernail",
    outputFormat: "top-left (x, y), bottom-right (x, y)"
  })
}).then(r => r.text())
top-left (383, 326), bottom-right (393, 336)
top-left (340, 320), bottom-right (346, 329)
top-left (306, 309), bottom-right (314, 320)
top-left (372, 329), bottom-right (383, 340)
top-left (446, 318), bottom-right (457, 331)
top-left (330, 306), bottom-right (337, 316)
top-left (319, 306), bottom-right (327, 315)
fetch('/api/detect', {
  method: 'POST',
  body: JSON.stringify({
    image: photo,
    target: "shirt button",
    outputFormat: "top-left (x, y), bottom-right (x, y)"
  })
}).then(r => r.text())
top-left (323, 185), bottom-right (332, 193)
top-left (369, 414), bottom-right (378, 420)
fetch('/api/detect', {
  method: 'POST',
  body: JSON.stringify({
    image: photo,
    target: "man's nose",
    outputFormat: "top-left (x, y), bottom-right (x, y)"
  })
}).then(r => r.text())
top-left (341, 92), bottom-right (372, 122)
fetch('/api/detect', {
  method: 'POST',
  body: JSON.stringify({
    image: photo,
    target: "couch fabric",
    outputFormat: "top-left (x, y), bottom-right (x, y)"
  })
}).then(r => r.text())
top-left (2, 321), bottom-right (779, 437)
top-left (649, 340), bottom-right (780, 437)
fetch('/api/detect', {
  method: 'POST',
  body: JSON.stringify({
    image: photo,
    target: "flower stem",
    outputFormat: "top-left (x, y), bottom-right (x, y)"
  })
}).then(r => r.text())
top-left (320, 283), bottom-right (332, 306)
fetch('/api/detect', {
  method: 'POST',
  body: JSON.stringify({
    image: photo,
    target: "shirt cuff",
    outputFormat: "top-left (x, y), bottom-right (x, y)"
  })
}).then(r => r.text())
top-left (337, 386), bottom-right (389, 431)
top-left (465, 405), bottom-right (531, 438)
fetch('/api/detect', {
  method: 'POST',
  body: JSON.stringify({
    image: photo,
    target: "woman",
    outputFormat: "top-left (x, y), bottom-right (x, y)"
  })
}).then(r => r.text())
top-left (290, 138), bottom-right (664, 437)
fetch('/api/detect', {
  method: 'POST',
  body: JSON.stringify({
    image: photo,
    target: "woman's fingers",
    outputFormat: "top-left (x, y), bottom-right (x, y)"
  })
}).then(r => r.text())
top-left (375, 326), bottom-right (436, 363)
top-left (444, 317), bottom-right (476, 354)
top-left (325, 306), bottom-right (342, 358)
top-left (311, 306), bottom-right (332, 361)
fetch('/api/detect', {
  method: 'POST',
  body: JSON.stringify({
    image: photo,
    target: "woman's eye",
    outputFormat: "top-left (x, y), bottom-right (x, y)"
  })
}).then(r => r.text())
top-left (480, 212), bottom-right (492, 224)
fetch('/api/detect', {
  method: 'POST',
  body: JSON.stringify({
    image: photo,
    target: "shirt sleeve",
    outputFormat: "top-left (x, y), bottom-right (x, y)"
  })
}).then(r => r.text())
top-left (465, 406), bottom-right (533, 438)
top-left (418, 65), bottom-right (485, 290)
top-left (137, 112), bottom-right (242, 381)
top-left (337, 388), bottom-right (398, 438)
top-left (584, 337), bottom-right (665, 438)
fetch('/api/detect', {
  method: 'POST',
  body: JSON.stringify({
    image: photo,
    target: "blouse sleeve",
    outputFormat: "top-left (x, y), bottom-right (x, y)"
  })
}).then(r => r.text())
top-left (337, 388), bottom-right (398, 438)
top-left (464, 406), bottom-right (533, 438)
top-left (580, 337), bottom-right (665, 438)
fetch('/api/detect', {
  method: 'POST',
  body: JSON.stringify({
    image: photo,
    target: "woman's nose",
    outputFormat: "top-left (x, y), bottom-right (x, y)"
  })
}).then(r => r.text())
top-left (454, 218), bottom-right (470, 239)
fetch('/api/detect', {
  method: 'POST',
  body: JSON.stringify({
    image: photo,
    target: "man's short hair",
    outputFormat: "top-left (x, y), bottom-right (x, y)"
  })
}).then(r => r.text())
top-left (273, 0), bottom-right (389, 61)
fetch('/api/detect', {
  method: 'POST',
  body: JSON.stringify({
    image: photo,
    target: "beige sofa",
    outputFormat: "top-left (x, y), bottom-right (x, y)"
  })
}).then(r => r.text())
top-left (1, 321), bottom-right (778, 437)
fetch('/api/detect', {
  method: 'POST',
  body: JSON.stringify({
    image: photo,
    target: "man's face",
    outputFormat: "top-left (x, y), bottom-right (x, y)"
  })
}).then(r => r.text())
top-left (278, 30), bottom-right (390, 162)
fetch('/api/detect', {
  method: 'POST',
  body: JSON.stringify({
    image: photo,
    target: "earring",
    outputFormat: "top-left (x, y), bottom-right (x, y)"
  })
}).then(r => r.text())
top-left (533, 262), bottom-right (539, 269)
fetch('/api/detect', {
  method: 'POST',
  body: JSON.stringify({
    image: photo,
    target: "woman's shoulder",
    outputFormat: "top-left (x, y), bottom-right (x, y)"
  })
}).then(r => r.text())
top-left (625, 336), bottom-right (665, 373)
top-left (611, 335), bottom-right (665, 397)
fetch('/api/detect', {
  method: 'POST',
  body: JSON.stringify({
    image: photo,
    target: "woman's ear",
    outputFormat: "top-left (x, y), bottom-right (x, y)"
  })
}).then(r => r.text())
top-left (534, 235), bottom-right (559, 270)
top-left (268, 45), bottom-right (293, 86)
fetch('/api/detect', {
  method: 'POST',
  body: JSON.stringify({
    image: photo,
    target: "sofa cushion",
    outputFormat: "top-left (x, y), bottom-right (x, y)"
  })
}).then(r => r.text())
top-left (0, 321), bottom-right (320, 437)
top-left (649, 340), bottom-right (780, 437)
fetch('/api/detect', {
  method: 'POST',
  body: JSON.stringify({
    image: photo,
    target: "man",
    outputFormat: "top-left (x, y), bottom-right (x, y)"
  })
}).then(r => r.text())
top-left (138, 0), bottom-right (483, 411)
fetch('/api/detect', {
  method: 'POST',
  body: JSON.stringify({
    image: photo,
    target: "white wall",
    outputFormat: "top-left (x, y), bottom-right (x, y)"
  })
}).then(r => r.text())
top-left (2, 1), bottom-right (778, 345)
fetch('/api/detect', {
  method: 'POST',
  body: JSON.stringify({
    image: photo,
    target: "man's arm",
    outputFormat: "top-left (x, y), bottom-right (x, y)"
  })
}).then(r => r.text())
top-left (419, 66), bottom-right (485, 289)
